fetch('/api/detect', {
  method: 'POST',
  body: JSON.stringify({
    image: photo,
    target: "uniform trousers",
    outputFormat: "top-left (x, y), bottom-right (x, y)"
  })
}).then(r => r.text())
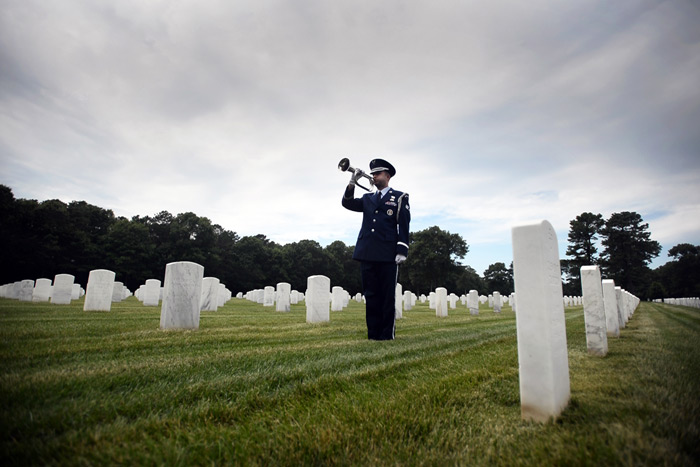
top-left (360, 261), bottom-right (398, 340)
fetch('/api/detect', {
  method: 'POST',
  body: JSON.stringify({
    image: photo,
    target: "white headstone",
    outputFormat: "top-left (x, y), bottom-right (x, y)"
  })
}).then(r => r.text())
top-left (601, 280), bottom-right (620, 337)
top-left (493, 291), bottom-right (502, 313)
top-left (84, 269), bottom-right (116, 311)
top-left (18, 280), bottom-right (35, 302)
top-left (71, 283), bottom-right (81, 300)
top-left (160, 261), bottom-right (204, 330)
top-left (276, 282), bottom-right (291, 312)
top-left (580, 266), bottom-right (608, 356)
top-left (51, 274), bottom-right (75, 305)
top-left (435, 287), bottom-right (448, 317)
top-left (32, 278), bottom-right (52, 302)
top-left (306, 275), bottom-right (330, 323)
top-left (263, 286), bottom-right (275, 307)
top-left (614, 286), bottom-right (625, 329)
top-left (395, 283), bottom-right (403, 319)
top-left (143, 279), bottom-right (162, 306)
top-left (331, 286), bottom-right (345, 311)
top-left (467, 290), bottom-right (479, 315)
top-left (403, 290), bottom-right (412, 311)
top-left (112, 282), bottom-right (124, 302)
top-left (201, 277), bottom-right (221, 311)
top-left (512, 220), bottom-right (570, 422)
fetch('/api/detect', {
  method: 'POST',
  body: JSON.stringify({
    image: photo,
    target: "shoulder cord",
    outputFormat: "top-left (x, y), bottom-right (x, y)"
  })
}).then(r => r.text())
top-left (396, 193), bottom-right (408, 222)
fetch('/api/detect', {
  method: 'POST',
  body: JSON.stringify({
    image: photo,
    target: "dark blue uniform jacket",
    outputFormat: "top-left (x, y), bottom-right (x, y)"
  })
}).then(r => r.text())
top-left (342, 187), bottom-right (410, 263)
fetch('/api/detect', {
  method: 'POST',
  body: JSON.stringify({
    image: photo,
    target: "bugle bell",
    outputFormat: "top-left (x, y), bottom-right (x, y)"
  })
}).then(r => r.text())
top-left (338, 157), bottom-right (375, 191)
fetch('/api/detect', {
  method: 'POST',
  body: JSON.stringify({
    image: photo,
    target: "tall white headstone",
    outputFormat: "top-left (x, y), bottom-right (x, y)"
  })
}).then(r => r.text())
top-left (395, 283), bottom-right (403, 319)
top-left (580, 266), bottom-right (608, 356)
top-left (403, 290), bottom-right (412, 311)
top-left (112, 282), bottom-right (124, 302)
top-left (18, 280), bottom-right (35, 302)
top-left (331, 286), bottom-right (345, 312)
top-left (306, 275), bottom-right (330, 323)
top-left (51, 274), bottom-right (75, 305)
top-left (71, 283), bottom-right (81, 300)
top-left (601, 280), bottom-right (620, 337)
top-left (143, 279), bottom-right (161, 306)
top-left (84, 269), bottom-right (116, 311)
top-left (263, 286), bottom-right (275, 307)
top-left (512, 220), bottom-right (570, 422)
top-left (32, 278), bottom-right (52, 302)
top-left (276, 282), bottom-right (291, 312)
top-left (493, 291), bottom-right (502, 313)
top-left (435, 287), bottom-right (448, 317)
top-left (614, 286), bottom-right (625, 329)
top-left (467, 290), bottom-right (479, 315)
top-left (200, 277), bottom-right (221, 311)
top-left (160, 261), bottom-right (204, 330)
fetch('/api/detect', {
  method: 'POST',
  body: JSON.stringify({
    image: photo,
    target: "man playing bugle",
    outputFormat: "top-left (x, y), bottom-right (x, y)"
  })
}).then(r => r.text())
top-left (342, 159), bottom-right (410, 340)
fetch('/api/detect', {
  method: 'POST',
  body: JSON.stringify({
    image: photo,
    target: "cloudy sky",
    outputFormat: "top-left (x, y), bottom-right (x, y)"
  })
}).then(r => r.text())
top-left (1, 0), bottom-right (699, 275)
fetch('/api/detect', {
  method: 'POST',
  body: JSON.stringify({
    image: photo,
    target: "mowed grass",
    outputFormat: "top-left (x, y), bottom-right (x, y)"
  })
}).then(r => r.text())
top-left (1, 297), bottom-right (698, 465)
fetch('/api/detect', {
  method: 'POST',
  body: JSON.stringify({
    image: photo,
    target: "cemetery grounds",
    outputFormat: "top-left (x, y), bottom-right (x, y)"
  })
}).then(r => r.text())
top-left (1, 298), bottom-right (698, 465)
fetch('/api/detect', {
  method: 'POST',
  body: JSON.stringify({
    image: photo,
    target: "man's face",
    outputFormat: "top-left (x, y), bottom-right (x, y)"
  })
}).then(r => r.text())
top-left (372, 170), bottom-right (390, 189)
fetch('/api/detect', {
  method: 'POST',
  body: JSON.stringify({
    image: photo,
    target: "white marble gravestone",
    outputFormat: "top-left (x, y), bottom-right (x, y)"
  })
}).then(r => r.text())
top-left (512, 220), bottom-right (570, 422)
top-left (32, 278), bottom-right (52, 302)
top-left (112, 282), bottom-right (124, 302)
top-left (395, 283), bottom-right (403, 319)
top-left (71, 284), bottom-right (81, 300)
top-left (449, 293), bottom-right (458, 309)
top-left (403, 290), bottom-right (412, 311)
top-left (306, 275), bottom-right (330, 323)
top-left (143, 279), bottom-right (162, 306)
top-left (493, 291), bottom-right (502, 313)
top-left (84, 269), bottom-right (116, 311)
top-left (160, 261), bottom-right (204, 330)
top-left (467, 290), bottom-right (479, 315)
top-left (276, 282), bottom-right (291, 312)
top-left (331, 286), bottom-right (345, 312)
top-left (614, 286), bottom-right (625, 330)
top-left (435, 287), bottom-right (448, 317)
top-left (263, 286), bottom-right (275, 307)
top-left (18, 280), bottom-right (35, 302)
top-left (601, 280), bottom-right (620, 337)
top-left (580, 266), bottom-right (608, 356)
top-left (201, 277), bottom-right (221, 311)
top-left (51, 274), bottom-right (75, 305)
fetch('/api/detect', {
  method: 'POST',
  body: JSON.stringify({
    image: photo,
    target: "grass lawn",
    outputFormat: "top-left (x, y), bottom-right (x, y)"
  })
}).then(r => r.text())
top-left (1, 297), bottom-right (698, 465)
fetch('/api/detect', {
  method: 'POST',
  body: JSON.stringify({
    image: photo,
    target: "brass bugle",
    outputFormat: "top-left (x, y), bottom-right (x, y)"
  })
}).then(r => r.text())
top-left (338, 158), bottom-right (374, 191)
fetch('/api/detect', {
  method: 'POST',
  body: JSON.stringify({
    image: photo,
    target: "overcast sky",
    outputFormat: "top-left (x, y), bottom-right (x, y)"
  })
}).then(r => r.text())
top-left (1, 0), bottom-right (699, 276)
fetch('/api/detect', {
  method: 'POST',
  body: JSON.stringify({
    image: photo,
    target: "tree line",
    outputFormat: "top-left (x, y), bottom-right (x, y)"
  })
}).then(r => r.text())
top-left (1, 184), bottom-right (696, 299)
top-left (562, 211), bottom-right (699, 299)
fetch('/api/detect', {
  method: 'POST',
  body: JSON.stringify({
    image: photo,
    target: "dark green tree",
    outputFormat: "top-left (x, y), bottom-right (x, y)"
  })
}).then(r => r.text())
top-left (483, 262), bottom-right (513, 295)
top-left (600, 211), bottom-right (661, 297)
top-left (564, 212), bottom-right (604, 294)
top-left (104, 218), bottom-right (158, 290)
top-left (402, 226), bottom-right (469, 294)
top-left (454, 265), bottom-right (485, 295)
top-left (325, 240), bottom-right (362, 294)
top-left (653, 243), bottom-right (700, 298)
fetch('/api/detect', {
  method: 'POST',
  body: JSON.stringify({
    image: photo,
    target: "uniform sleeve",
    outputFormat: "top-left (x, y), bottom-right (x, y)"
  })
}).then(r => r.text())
top-left (396, 193), bottom-right (410, 256)
top-left (341, 184), bottom-right (363, 212)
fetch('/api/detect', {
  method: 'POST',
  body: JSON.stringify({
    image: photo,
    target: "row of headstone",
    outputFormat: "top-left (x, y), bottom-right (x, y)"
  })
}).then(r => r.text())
top-left (0, 275), bottom-right (87, 304)
top-left (419, 289), bottom-right (517, 317)
top-left (242, 284), bottom-right (305, 311)
top-left (658, 297), bottom-right (700, 308)
top-left (512, 220), bottom-right (641, 424)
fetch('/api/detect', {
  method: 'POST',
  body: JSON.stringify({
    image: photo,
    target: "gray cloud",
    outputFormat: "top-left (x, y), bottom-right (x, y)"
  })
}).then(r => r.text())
top-left (1, 0), bottom-right (698, 274)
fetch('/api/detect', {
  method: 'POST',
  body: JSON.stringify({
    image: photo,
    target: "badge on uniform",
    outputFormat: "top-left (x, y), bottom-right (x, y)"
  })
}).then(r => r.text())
top-left (387, 209), bottom-right (394, 216)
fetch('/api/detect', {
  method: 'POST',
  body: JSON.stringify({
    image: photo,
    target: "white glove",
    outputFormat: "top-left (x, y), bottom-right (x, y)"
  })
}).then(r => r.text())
top-left (395, 254), bottom-right (407, 265)
top-left (349, 169), bottom-right (364, 185)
